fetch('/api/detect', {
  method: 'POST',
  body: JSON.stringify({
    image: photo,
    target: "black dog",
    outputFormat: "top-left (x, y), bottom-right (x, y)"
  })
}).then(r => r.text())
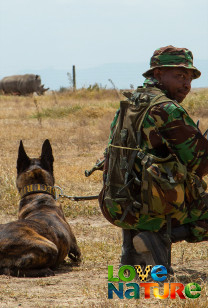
top-left (0, 139), bottom-right (81, 277)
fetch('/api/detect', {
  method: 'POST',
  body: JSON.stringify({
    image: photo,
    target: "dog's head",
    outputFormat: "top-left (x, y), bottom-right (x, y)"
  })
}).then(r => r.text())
top-left (16, 139), bottom-right (54, 192)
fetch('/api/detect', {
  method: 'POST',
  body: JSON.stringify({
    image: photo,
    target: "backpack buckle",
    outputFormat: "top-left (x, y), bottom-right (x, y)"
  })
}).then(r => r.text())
top-left (164, 167), bottom-right (175, 183)
top-left (137, 151), bottom-right (146, 160)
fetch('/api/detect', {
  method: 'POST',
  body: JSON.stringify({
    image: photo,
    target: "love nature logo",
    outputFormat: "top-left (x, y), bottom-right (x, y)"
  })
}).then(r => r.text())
top-left (108, 265), bottom-right (201, 299)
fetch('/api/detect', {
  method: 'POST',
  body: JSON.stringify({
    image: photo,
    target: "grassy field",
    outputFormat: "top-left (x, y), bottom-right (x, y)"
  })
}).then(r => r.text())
top-left (0, 87), bottom-right (207, 307)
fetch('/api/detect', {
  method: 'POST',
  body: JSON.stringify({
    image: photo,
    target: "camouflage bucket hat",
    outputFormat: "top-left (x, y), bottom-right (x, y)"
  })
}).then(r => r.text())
top-left (143, 45), bottom-right (201, 79)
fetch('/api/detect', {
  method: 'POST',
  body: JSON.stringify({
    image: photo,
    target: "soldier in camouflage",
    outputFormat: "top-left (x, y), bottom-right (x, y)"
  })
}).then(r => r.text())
top-left (99, 45), bottom-right (208, 271)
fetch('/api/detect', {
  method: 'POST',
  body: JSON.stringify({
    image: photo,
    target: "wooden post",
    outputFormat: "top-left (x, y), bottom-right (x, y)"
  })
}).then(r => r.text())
top-left (72, 65), bottom-right (76, 91)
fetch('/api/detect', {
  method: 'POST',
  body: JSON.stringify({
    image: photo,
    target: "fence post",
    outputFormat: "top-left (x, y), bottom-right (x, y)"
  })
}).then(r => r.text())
top-left (72, 65), bottom-right (76, 91)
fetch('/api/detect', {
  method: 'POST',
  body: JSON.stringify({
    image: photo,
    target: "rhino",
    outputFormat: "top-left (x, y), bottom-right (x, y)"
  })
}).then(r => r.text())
top-left (0, 74), bottom-right (49, 95)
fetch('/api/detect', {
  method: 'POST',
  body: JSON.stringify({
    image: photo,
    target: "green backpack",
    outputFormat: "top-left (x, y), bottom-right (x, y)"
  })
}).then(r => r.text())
top-left (99, 88), bottom-right (189, 228)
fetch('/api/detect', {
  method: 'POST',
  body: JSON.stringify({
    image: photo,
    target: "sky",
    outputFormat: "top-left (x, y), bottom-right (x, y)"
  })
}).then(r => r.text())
top-left (0, 0), bottom-right (208, 89)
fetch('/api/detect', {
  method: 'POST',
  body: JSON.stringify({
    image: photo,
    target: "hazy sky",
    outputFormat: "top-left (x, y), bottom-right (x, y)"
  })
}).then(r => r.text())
top-left (0, 0), bottom-right (208, 86)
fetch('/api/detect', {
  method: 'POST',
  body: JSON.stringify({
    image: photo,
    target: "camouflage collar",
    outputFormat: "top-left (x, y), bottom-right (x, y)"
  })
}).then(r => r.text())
top-left (143, 76), bottom-right (159, 88)
top-left (142, 76), bottom-right (169, 97)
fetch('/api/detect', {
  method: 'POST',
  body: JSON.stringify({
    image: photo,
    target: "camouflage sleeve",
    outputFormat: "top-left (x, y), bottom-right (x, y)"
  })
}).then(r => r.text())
top-left (148, 102), bottom-right (208, 177)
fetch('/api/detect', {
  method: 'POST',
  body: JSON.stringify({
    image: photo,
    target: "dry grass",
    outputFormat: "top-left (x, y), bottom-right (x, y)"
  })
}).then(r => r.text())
top-left (0, 88), bottom-right (207, 307)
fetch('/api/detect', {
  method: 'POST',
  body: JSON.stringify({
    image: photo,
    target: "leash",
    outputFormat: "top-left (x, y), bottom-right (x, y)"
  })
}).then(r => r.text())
top-left (54, 186), bottom-right (99, 201)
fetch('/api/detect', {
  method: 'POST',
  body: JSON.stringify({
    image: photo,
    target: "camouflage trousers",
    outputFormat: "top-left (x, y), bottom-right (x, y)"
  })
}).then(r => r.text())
top-left (99, 192), bottom-right (208, 243)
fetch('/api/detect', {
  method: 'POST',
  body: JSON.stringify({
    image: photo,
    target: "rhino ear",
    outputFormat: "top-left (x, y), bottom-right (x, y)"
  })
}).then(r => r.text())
top-left (41, 139), bottom-right (54, 174)
top-left (17, 140), bottom-right (30, 174)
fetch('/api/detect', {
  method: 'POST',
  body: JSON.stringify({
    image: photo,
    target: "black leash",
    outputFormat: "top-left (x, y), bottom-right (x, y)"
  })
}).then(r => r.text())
top-left (54, 186), bottom-right (99, 201)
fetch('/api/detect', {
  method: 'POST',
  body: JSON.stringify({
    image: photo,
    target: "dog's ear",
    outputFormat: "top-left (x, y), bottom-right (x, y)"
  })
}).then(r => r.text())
top-left (17, 140), bottom-right (30, 174)
top-left (41, 139), bottom-right (54, 173)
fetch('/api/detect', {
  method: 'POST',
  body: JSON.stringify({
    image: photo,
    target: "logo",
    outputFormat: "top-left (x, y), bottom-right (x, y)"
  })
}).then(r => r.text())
top-left (134, 265), bottom-right (152, 281)
top-left (108, 265), bottom-right (201, 299)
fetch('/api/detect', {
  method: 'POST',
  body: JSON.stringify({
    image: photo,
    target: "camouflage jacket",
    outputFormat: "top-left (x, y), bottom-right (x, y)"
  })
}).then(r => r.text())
top-left (108, 78), bottom-right (208, 178)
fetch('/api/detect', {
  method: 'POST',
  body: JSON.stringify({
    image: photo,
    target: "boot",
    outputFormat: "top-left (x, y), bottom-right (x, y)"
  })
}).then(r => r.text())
top-left (133, 224), bottom-right (192, 274)
top-left (133, 231), bottom-right (172, 273)
top-left (120, 229), bottom-right (145, 266)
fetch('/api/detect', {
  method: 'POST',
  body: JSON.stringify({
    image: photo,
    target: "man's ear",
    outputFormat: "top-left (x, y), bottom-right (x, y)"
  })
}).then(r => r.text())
top-left (153, 68), bottom-right (162, 82)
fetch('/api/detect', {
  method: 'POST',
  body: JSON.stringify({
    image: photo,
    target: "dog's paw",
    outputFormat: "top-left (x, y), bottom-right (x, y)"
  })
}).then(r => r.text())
top-left (12, 267), bottom-right (55, 277)
top-left (40, 268), bottom-right (55, 277)
top-left (68, 245), bottom-right (81, 264)
top-left (68, 252), bottom-right (82, 265)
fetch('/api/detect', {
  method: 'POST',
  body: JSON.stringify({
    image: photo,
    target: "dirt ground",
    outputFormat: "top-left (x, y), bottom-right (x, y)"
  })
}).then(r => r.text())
top-left (0, 91), bottom-right (207, 307)
top-left (0, 213), bottom-right (207, 308)
top-left (0, 214), bottom-right (207, 307)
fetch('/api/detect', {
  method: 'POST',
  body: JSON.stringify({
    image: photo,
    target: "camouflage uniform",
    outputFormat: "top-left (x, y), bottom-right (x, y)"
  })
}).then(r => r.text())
top-left (100, 46), bottom-right (208, 243)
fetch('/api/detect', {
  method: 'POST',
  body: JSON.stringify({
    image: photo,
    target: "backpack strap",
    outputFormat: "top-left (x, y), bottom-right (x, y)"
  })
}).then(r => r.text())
top-left (135, 93), bottom-right (174, 214)
top-left (115, 93), bottom-right (174, 220)
top-left (137, 93), bottom-right (173, 131)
